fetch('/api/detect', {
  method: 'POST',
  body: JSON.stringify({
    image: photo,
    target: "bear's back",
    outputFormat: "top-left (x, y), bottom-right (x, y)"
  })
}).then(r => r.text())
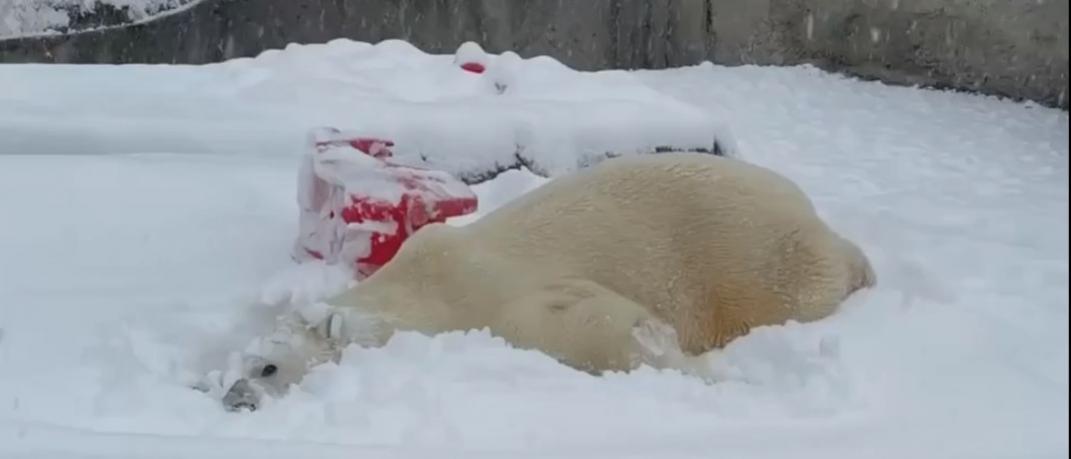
top-left (474, 153), bottom-right (815, 232)
top-left (469, 153), bottom-right (819, 260)
top-left (462, 154), bottom-right (831, 337)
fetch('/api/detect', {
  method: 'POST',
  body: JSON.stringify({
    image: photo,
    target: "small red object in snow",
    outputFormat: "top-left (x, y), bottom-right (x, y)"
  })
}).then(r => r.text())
top-left (296, 128), bottom-right (478, 279)
top-left (349, 138), bottom-right (394, 158)
top-left (460, 62), bottom-right (486, 74)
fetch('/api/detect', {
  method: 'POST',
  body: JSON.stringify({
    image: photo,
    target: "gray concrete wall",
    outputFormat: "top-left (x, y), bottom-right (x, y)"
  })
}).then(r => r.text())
top-left (1, 0), bottom-right (1066, 108)
top-left (699, 0), bottom-right (1068, 109)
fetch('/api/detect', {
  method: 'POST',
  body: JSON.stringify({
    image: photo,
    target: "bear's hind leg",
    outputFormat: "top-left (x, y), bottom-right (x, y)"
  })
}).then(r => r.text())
top-left (496, 278), bottom-right (707, 377)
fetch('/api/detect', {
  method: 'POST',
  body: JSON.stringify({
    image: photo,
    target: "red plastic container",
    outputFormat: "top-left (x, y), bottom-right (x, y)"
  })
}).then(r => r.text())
top-left (295, 128), bottom-right (479, 279)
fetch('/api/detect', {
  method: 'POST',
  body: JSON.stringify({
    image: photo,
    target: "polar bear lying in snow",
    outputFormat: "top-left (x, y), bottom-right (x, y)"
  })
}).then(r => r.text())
top-left (219, 152), bottom-right (875, 411)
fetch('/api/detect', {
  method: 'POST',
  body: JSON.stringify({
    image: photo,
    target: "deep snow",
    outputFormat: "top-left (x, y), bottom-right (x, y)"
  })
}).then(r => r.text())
top-left (0, 39), bottom-right (1068, 458)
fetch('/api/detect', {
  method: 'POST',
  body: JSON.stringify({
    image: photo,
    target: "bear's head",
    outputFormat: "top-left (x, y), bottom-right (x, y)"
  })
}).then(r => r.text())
top-left (221, 312), bottom-right (342, 412)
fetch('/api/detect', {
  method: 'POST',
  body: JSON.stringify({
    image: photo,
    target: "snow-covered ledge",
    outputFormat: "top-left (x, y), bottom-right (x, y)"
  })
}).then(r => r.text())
top-left (0, 39), bottom-right (738, 185)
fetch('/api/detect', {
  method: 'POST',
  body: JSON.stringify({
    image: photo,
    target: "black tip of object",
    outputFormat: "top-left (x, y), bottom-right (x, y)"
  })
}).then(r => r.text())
top-left (227, 401), bottom-right (257, 412)
top-left (712, 141), bottom-right (725, 156)
top-left (652, 144), bottom-right (726, 157)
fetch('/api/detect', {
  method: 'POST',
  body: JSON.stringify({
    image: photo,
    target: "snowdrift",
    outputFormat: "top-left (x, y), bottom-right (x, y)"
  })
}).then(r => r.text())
top-left (0, 39), bottom-right (737, 184)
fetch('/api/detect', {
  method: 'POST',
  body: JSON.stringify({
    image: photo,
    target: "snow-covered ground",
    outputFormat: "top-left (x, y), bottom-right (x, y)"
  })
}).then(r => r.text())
top-left (0, 39), bottom-right (1068, 458)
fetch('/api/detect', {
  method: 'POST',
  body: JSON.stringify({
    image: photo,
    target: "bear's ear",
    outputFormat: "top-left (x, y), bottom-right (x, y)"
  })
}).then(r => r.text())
top-left (311, 312), bottom-right (345, 342)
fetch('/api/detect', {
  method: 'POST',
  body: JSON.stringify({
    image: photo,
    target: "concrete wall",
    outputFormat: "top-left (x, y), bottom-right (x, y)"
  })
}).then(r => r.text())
top-left (1, 0), bottom-right (1066, 108)
top-left (700, 0), bottom-right (1068, 109)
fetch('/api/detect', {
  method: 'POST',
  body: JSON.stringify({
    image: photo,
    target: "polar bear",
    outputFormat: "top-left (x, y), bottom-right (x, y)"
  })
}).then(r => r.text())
top-left (219, 152), bottom-right (875, 411)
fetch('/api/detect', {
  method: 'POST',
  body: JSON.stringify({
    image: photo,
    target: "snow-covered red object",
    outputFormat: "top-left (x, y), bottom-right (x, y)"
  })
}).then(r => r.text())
top-left (295, 127), bottom-right (478, 279)
top-left (454, 41), bottom-right (490, 75)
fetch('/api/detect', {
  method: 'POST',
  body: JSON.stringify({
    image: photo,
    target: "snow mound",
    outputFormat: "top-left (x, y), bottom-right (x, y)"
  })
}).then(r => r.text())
top-left (0, 38), bottom-right (735, 184)
top-left (230, 39), bottom-right (737, 181)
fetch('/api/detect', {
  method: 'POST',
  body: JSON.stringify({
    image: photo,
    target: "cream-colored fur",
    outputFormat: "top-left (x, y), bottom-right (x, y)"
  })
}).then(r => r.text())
top-left (221, 153), bottom-right (875, 410)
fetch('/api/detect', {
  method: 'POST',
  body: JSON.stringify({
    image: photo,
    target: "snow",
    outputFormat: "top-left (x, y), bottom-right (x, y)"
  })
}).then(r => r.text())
top-left (0, 0), bottom-right (199, 38)
top-left (0, 39), bottom-right (732, 184)
top-left (1, 40), bottom-right (1068, 458)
